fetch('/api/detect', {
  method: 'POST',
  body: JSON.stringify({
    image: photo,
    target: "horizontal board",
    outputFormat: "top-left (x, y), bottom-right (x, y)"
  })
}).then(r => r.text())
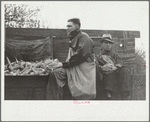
top-left (122, 57), bottom-right (136, 62)
top-left (5, 88), bottom-right (32, 100)
top-left (55, 57), bottom-right (68, 61)
top-left (123, 64), bottom-right (136, 68)
top-left (7, 35), bottom-right (46, 40)
top-left (118, 53), bottom-right (135, 59)
top-left (117, 38), bottom-right (135, 41)
top-left (128, 31), bottom-right (140, 38)
top-left (5, 76), bottom-right (48, 87)
top-left (122, 61), bottom-right (136, 66)
top-left (53, 44), bottom-right (69, 48)
top-left (53, 39), bottom-right (69, 43)
top-left (117, 47), bottom-right (124, 51)
top-left (127, 46), bottom-right (135, 50)
top-left (54, 52), bottom-right (68, 55)
top-left (122, 56), bottom-right (135, 61)
top-left (122, 61), bottom-right (134, 65)
top-left (54, 50), bottom-right (69, 53)
top-left (32, 88), bottom-right (46, 100)
top-left (5, 88), bottom-right (47, 100)
top-left (6, 28), bottom-right (140, 38)
top-left (6, 28), bottom-right (67, 37)
top-left (119, 46), bottom-right (135, 50)
top-left (117, 38), bottom-right (135, 49)
top-left (127, 38), bottom-right (135, 42)
top-left (54, 47), bottom-right (69, 51)
top-left (55, 56), bottom-right (68, 59)
top-left (54, 50), bottom-right (68, 53)
top-left (118, 48), bottom-right (135, 53)
top-left (55, 55), bottom-right (68, 57)
top-left (127, 42), bottom-right (135, 47)
top-left (55, 52), bottom-right (68, 55)
top-left (122, 62), bottom-right (136, 66)
top-left (56, 57), bottom-right (68, 60)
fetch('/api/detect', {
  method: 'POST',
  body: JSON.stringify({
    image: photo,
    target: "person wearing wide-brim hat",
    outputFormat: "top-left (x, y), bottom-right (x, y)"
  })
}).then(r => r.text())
top-left (100, 33), bottom-right (115, 44)
top-left (96, 34), bottom-right (130, 100)
top-left (99, 34), bottom-right (115, 51)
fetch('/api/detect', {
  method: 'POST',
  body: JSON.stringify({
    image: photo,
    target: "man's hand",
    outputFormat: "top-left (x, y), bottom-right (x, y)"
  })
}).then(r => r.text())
top-left (115, 63), bottom-right (122, 68)
top-left (99, 63), bottom-right (117, 73)
top-left (62, 62), bottom-right (70, 68)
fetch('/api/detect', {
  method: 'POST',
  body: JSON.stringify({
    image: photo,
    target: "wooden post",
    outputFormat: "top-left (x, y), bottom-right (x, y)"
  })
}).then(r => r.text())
top-left (50, 36), bottom-right (54, 59)
top-left (123, 31), bottom-right (128, 53)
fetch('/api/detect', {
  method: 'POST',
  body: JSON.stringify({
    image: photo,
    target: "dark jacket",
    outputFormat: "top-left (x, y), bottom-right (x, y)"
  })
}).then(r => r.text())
top-left (63, 29), bottom-right (95, 68)
top-left (96, 51), bottom-right (130, 98)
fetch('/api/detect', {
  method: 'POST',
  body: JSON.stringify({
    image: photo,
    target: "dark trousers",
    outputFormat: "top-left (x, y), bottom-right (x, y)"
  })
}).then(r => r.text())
top-left (103, 67), bottom-right (130, 97)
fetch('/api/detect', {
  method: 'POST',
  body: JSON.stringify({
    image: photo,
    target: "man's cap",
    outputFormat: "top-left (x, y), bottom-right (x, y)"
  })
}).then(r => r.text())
top-left (101, 34), bottom-right (115, 44)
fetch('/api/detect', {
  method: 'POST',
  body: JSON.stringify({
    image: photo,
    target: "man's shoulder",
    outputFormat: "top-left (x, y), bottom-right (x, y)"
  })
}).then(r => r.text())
top-left (79, 31), bottom-right (90, 39)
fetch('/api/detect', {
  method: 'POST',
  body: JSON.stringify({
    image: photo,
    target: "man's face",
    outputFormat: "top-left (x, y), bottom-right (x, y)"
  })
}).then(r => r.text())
top-left (66, 22), bottom-right (77, 34)
top-left (102, 41), bottom-right (113, 51)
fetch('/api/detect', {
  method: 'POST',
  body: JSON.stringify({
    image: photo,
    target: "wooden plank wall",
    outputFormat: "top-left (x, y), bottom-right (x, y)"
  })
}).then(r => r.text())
top-left (5, 28), bottom-right (140, 69)
top-left (52, 37), bottom-right (69, 62)
top-left (5, 76), bottom-right (48, 100)
top-left (6, 28), bottom-right (140, 38)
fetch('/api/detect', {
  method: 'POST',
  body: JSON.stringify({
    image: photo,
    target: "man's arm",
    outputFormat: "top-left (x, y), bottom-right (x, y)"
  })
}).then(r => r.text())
top-left (114, 54), bottom-right (123, 68)
top-left (96, 54), bottom-right (118, 74)
top-left (63, 34), bottom-right (94, 68)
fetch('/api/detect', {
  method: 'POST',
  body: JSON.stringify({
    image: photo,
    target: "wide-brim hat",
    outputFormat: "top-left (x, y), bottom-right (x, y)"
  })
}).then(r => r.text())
top-left (100, 34), bottom-right (115, 44)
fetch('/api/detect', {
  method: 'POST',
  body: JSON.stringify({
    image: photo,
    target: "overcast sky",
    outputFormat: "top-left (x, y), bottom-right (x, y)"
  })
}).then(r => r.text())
top-left (3, 1), bottom-right (149, 50)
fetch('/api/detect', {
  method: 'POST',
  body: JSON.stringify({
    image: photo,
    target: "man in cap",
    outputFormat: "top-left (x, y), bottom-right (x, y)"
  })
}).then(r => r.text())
top-left (96, 34), bottom-right (130, 100)
top-left (47, 18), bottom-right (96, 100)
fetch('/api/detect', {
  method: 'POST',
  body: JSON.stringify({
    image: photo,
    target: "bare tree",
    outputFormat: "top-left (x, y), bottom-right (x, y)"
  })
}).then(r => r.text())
top-left (5, 4), bottom-right (41, 28)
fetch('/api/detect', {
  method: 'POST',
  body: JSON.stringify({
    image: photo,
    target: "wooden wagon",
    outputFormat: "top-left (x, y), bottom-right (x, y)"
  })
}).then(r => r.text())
top-left (5, 28), bottom-right (146, 100)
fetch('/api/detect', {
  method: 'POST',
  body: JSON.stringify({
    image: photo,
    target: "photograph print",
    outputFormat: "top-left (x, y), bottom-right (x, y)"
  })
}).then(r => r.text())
top-left (3, 1), bottom-right (147, 101)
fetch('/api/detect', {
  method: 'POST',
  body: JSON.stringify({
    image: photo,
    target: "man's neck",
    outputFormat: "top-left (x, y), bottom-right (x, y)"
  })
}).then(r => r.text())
top-left (68, 29), bottom-right (80, 40)
top-left (101, 50), bottom-right (111, 55)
